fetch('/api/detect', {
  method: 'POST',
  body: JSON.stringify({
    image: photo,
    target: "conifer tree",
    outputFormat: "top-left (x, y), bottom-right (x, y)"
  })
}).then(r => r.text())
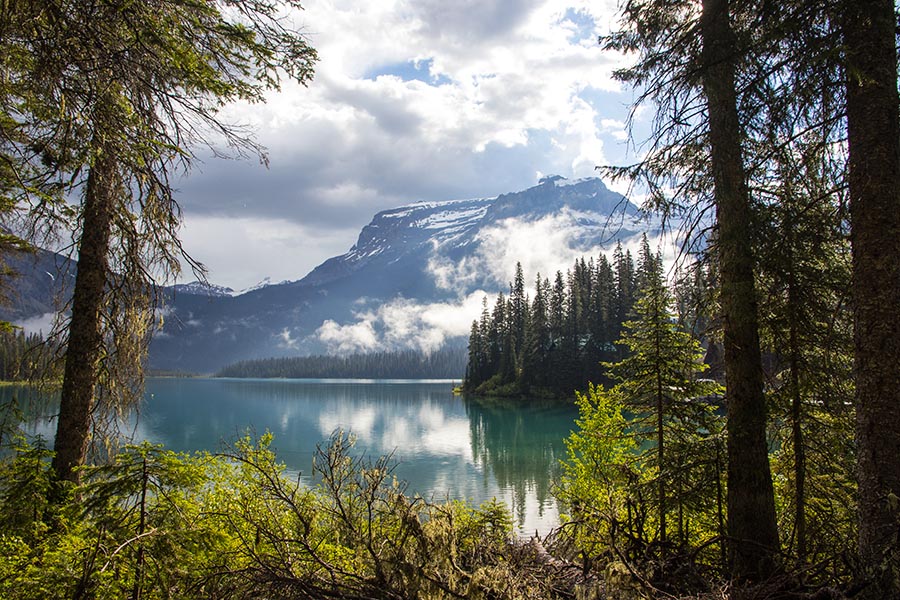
top-left (520, 274), bottom-right (549, 391)
top-left (603, 0), bottom-right (781, 578)
top-left (700, 0), bottom-right (780, 575)
top-left (487, 292), bottom-right (508, 382)
top-left (465, 320), bottom-right (486, 389)
top-left (608, 242), bottom-right (720, 551)
top-left (840, 2), bottom-right (900, 592)
top-left (751, 106), bottom-right (855, 570)
top-left (509, 262), bottom-right (527, 361)
top-left (3, 0), bottom-right (317, 484)
top-left (594, 255), bottom-right (617, 355)
top-left (613, 244), bottom-right (636, 343)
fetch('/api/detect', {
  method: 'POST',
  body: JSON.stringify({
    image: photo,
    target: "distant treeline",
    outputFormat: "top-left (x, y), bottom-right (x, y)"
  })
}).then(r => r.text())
top-left (216, 346), bottom-right (467, 379)
top-left (0, 329), bottom-right (60, 382)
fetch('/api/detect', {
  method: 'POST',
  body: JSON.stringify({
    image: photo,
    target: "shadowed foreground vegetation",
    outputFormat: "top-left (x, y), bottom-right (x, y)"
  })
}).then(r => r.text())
top-left (0, 415), bottom-right (861, 600)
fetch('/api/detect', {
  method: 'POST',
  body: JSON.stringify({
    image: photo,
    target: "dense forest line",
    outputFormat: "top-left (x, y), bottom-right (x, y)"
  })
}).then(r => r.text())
top-left (464, 239), bottom-right (712, 397)
top-left (216, 346), bottom-right (466, 379)
top-left (0, 330), bottom-right (58, 382)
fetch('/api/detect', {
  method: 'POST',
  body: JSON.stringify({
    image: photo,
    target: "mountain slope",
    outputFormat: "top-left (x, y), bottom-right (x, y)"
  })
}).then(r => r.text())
top-left (150, 176), bottom-right (656, 372)
top-left (2, 176), bottom-right (659, 372)
top-left (0, 247), bottom-right (75, 331)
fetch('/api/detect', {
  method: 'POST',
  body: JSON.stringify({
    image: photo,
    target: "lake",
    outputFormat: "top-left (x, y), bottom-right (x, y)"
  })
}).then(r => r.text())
top-left (9, 377), bottom-right (580, 535)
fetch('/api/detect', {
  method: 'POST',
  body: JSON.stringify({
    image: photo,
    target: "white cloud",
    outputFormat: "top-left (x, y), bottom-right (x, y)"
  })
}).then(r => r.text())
top-left (277, 328), bottom-right (300, 350)
top-left (316, 319), bottom-right (380, 355)
top-left (179, 215), bottom-right (357, 289)
top-left (600, 118), bottom-right (628, 142)
top-left (16, 312), bottom-right (58, 336)
top-left (315, 291), bottom-right (493, 355)
top-left (429, 210), bottom-right (648, 292)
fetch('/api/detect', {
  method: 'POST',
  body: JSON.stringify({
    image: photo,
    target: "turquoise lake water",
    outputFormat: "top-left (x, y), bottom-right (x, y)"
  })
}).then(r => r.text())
top-left (9, 377), bottom-right (579, 534)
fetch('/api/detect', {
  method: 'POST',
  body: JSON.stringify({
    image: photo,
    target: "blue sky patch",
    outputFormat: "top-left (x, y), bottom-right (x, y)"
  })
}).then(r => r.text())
top-left (561, 8), bottom-right (597, 44)
top-left (365, 58), bottom-right (452, 86)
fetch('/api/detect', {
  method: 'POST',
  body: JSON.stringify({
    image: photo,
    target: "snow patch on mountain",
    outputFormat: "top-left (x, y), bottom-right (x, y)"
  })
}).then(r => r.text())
top-left (235, 277), bottom-right (283, 296)
top-left (170, 281), bottom-right (235, 297)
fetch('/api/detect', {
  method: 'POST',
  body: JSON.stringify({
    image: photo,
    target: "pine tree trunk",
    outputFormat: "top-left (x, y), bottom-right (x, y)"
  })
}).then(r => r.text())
top-left (656, 324), bottom-right (666, 549)
top-left (699, 0), bottom-right (779, 581)
top-left (842, 1), bottom-right (900, 596)
top-left (789, 283), bottom-right (806, 565)
top-left (51, 143), bottom-right (117, 484)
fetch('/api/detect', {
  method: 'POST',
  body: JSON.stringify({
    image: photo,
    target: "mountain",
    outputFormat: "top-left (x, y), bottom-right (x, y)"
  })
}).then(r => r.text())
top-left (168, 281), bottom-right (235, 298)
top-left (2, 176), bottom-right (659, 372)
top-left (0, 246), bottom-right (75, 332)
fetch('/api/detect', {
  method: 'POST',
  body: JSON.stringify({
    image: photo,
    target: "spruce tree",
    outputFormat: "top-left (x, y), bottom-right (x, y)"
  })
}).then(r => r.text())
top-left (603, 0), bottom-right (781, 578)
top-left (520, 274), bottom-right (549, 391)
top-left (700, 0), bottom-right (780, 576)
top-left (840, 1), bottom-right (900, 593)
top-left (608, 242), bottom-right (720, 552)
top-left (509, 262), bottom-right (527, 361)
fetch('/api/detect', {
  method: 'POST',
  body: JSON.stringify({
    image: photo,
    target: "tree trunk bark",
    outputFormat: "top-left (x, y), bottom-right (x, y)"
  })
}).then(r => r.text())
top-left (789, 280), bottom-right (806, 566)
top-left (842, 1), bottom-right (900, 596)
top-left (699, 0), bottom-right (780, 581)
top-left (51, 143), bottom-right (117, 484)
top-left (656, 324), bottom-right (666, 549)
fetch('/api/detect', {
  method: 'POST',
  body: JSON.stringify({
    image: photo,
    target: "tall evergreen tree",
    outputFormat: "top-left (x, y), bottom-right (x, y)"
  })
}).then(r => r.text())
top-left (487, 292), bottom-right (508, 382)
top-left (699, 0), bottom-right (779, 576)
top-left (602, 0), bottom-right (781, 578)
top-left (466, 320), bottom-right (485, 389)
top-left (595, 255), bottom-right (617, 353)
top-left (613, 244), bottom-right (636, 343)
top-left (3, 0), bottom-right (317, 485)
top-left (609, 241), bottom-right (720, 552)
top-left (752, 101), bottom-right (856, 571)
top-left (520, 274), bottom-right (550, 391)
top-left (840, 1), bottom-right (900, 593)
top-left (509, 262), bottom-right (527, 362)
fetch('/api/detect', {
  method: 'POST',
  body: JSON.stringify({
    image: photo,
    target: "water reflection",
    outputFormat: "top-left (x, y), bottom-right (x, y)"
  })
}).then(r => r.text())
top-left (1, 378), bottom-right (578, 534)
top-left (0, 384), bottom-right (58, 441)
top-left (466, 397), bottom-right (574, 533)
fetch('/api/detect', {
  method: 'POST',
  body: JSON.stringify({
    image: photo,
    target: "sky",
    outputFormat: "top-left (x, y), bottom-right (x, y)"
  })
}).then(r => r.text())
top-left (174, 0), bottom-right (644, 291)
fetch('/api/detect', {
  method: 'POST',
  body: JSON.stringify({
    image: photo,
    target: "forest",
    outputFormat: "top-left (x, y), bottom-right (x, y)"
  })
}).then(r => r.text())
top-left (1, 0), bottom-right (899, 599)
top-left (216, 346), bottom-right (467, 380)
top-left (0, 330), bottom-right (58, 382)
top-left (463, 241), bottom-right (713, 398)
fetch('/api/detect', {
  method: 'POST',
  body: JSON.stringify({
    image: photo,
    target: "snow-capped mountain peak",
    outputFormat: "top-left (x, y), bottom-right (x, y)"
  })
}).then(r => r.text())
top-left (305, 176), bottom-right (641, 285)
